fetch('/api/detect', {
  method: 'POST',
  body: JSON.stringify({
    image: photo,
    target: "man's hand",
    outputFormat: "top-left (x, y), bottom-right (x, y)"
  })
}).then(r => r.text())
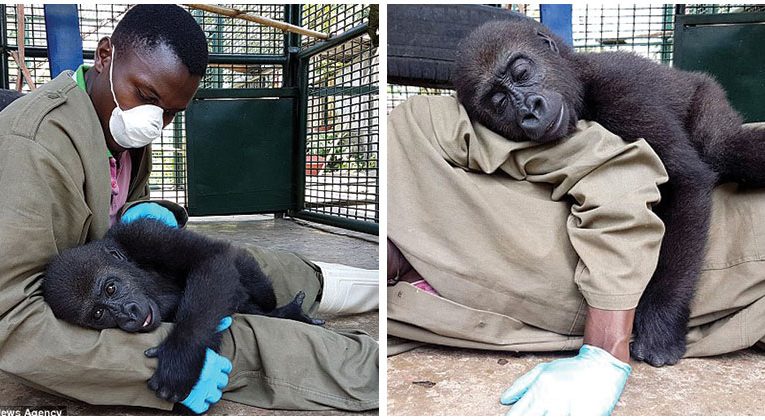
top-left (178, 348), bottom-right (232, 414)
top-left (122, 202), bottom-right (178, 227)
top-left (500, 345), bottom-right (631, 416)
top-left (500, 306), bottom-right (634, 415)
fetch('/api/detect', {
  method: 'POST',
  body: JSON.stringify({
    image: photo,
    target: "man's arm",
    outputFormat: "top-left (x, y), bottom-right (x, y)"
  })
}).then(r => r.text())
top-left (0, 136), bottom-right (174, 410)
top-left (401, 96), bottom-right (669, 312)
top-left (584, 307), bottom-right (634, 363)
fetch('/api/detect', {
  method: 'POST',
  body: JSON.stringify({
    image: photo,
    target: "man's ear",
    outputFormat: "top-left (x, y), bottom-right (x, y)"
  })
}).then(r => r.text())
top-left (537, 30), bottom-right (559, 54)
top-left (93, 36), bottom-right (113, 72)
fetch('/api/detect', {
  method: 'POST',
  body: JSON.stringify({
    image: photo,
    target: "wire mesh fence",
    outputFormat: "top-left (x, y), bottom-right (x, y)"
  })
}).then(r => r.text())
top-left (202, 64), bottom-right (283, 89)
top-left (387, 85), bottom-right (452, 114)
top-left (571, 5), bottom-right (674, 63)
top-left (300, 4), bottom-right (369, 48)
top-left (302, 5), bottom-right (379, 225)
top-left (189, 5), bottom-right (283, 56)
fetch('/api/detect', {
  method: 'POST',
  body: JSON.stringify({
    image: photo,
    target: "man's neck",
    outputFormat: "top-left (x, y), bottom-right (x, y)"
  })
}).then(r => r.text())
top-left (82, 66), bottom-right (94, 95)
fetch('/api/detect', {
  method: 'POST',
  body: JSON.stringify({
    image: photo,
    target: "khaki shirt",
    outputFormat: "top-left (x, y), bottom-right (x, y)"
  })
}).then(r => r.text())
top-left (389, 96), bottom-right (669, 334)
top-left (0, 72), bottom-right (183, 408)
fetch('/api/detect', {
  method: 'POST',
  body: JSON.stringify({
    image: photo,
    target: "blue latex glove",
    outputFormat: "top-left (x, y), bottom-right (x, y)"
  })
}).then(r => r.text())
top-left (500, 345), bottom-right (631, 416)
top-left (121, 202), bottom-right (178, 228)
top-left (179, 316), bottom-right (233, 414)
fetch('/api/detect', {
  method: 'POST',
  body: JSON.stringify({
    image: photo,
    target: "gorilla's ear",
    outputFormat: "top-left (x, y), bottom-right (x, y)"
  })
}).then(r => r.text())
top-left (537, 30), bottom-right (559, 54)
top-left (104, 246), bottom-right (126, 261)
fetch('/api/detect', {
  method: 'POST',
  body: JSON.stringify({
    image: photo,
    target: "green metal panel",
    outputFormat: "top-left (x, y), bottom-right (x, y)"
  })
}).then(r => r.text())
top-left (186, 97), bottom-right (296, 215)
top-left (674, 12), bottom-right (765, 122)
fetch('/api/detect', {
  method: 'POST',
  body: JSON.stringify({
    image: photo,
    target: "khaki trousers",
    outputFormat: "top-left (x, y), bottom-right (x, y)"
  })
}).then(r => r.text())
top-left (388, 96), bottom-right (765, 358)
top-left (220, 247), bottom-right (379, 411)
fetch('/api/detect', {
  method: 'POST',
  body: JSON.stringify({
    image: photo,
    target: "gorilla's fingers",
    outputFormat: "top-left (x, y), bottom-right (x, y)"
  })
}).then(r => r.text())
top-left (293, 290), bottom-right (306, 306)
top-left (145, 346), bottom-right (160, 358)
top-left (312, 318), bottom-right (326, 326)
top-left (148, 377), bottom-right (159, 391)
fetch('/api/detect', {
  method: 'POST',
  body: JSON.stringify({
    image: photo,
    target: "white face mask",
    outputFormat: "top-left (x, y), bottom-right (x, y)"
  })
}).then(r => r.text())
top-left (108, 45), bottom-right (164, 149)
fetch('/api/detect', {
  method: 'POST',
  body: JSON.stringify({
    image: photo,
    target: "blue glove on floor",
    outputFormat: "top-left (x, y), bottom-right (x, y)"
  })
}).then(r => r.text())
top-left (180, 316), bottom-right (233, 414)
top-left (500, 344), bottom-right (631, 416)
top-left (121, 202), bottom-right (178, 228)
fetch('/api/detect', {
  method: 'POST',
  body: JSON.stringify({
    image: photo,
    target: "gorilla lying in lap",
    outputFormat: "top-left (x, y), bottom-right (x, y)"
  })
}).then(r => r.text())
top-left (454, 20), bottom-right (765, 367)
top-left (43, 218), bottom-right (323, 402)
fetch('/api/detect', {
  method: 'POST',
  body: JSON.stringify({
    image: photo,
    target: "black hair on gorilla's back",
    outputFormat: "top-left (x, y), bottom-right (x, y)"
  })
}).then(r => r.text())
top-left (111, 4), bottom-right (209, 76)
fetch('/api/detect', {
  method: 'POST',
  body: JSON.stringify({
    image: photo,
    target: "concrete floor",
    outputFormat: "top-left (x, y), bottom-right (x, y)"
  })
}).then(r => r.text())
top-left (0, 216), bottom-right (379, 415)
top-left (387, 342), bottom-right (765, 416)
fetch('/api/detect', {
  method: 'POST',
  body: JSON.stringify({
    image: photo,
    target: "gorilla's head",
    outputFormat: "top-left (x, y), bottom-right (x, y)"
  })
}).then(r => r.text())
top-left (43, 239), bottom-right (177, 332)
top-left (454, 19), bottom-right (584, 144)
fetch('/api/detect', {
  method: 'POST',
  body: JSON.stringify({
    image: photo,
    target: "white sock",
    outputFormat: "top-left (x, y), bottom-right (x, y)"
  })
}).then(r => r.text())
top-left (314, 261), bottom-right (378, 315)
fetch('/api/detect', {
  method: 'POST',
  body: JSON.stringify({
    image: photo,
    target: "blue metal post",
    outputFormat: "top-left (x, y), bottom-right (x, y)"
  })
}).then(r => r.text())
top-left (540, 4), bottom-right (573, 47)
top-left (44, 4), bottom-right (83, 77)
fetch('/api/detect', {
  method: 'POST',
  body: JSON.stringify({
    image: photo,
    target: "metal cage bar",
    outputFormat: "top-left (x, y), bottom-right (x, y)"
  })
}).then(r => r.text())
top-left (292, 4), bottom-right (378, 233)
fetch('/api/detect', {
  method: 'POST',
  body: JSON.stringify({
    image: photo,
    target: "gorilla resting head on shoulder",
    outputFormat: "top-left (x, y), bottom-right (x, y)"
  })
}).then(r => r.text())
top-left (454, 18), bottom-right (765, 367)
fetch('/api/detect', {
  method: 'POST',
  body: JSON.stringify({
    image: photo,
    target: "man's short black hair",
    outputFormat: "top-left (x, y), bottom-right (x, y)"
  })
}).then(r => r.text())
top-left (111, 5), bottom-right (209, 76)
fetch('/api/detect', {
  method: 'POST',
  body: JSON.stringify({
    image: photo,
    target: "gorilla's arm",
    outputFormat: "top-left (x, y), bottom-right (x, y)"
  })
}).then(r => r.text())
top-left (630, 135), bottom-right (716, 365)
top-left (108, 219), bottom-right (243, 402)
top-left (580, 66), bottom-right (719, 366)
top-left (145, 253), bottom-right (240, 402)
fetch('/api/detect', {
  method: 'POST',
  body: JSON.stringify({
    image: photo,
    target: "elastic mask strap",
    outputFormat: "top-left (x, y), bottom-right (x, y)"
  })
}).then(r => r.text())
top-left (109, 42), bottom-right (120, 108)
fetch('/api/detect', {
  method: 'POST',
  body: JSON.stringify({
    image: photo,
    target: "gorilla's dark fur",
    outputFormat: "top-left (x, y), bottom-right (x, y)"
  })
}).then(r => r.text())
top-left (43, 218), bottom-right (323, 402)
top-left (454, 19), bottom-right (765, 367)
top-left (0, 89), bottom-right (23, 111)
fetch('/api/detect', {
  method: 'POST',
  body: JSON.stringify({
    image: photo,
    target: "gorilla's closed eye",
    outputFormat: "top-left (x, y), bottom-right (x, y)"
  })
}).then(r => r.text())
top-left (511, 60), bottom-right (531, 83)
top-left (491, 92), bottom-right (508, 111)
top-left (93, 308), bottom-right (104, 320)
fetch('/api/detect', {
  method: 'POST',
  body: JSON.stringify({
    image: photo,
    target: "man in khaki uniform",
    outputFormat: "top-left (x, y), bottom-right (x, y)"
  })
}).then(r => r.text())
top-left (0, 5), bottom-right (377, 413)
top-left (388, 95), bottom-right (765, 414)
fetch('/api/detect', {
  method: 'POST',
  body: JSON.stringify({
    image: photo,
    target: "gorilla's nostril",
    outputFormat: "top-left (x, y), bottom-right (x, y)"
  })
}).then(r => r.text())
top-left (527, 95), bottom-right (547, 116)
top-left (124, 302), bottom-right (141, 319)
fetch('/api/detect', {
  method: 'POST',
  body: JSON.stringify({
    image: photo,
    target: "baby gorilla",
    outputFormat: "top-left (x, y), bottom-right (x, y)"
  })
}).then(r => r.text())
top-left (43, 218), bottom-right (323, 403)
top-left (454, 19), bottom-right (765, 367)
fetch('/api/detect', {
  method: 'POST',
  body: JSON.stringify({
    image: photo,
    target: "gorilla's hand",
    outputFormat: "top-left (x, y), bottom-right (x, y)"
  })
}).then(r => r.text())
top-left (145, 338), bottom-right (207, 403)
top-left (630, 304), bottom-right (687, 367)
top-left (145, 316), bottom-right (233, 405)
top-left (271, 291), bottom-right (325, 325)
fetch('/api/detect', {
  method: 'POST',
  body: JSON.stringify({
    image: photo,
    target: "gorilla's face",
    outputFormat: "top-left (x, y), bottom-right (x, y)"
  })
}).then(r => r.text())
top-left (43, 239), bottom-right (167, 332)
top-left (454, 20), bottom-right (584, 144)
